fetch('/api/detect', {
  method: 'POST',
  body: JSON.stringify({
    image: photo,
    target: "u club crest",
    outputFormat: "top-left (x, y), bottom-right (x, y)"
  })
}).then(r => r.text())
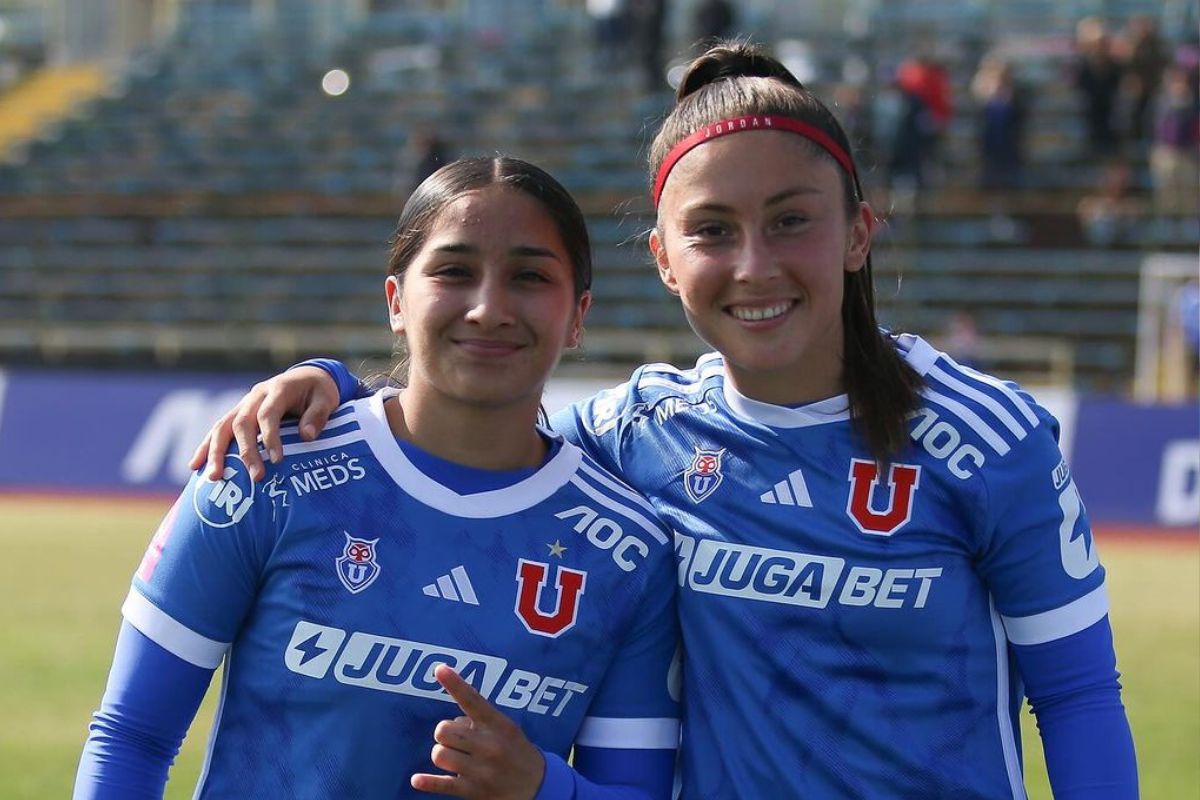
top-left (336, 532), bottom-right (381, 594)
top-left (684, 447), bottom-right (725, 503)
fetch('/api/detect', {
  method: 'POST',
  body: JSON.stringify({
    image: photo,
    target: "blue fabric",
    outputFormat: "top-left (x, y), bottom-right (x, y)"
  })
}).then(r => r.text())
top-left (87, 394), bottom-right (679, 796)
top-left (547, 336), bottom-right (1131, 798)
top-left (298, 348), bottom-right (1137, 798)
top-left (73, 621), bottom-right (213, 799)
top-left (75, 624), bottom-right (675, 800)
top-left (1014, 617), bottom-right (1138, 799)
top-left (573, 747), bottom-right (677, 798)
top-left (295, 358), bottom-right (370, 403)
top-left (396, 436), bottom-right (561, 493)
top-left (535, 748), bottom-right (675, 800)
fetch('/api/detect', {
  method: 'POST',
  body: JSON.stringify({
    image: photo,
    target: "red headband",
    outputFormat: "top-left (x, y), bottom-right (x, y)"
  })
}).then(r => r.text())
top-left (652, 114), bottom-right (856, 207)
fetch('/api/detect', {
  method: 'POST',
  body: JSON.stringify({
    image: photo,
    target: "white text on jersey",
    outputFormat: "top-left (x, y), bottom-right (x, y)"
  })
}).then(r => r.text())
top-left (289, 452), bottom-right (367, 496)
top-left (909, 408), bottom-right (986, 480)
top-left (554, 505), bottom-right (650, 572)
top-left (675, 534), bottom-right (943, 610)
top-left (285, 621), bottom-right (589, 716)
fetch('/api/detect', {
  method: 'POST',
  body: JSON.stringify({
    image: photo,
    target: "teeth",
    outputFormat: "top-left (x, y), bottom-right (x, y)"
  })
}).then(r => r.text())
top-left (731, 302), bottom-right (792, 322)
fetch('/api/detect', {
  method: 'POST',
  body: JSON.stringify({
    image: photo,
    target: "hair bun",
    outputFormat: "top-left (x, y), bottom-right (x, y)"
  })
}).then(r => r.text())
top-left (677, 41), bottom-right (802, 101)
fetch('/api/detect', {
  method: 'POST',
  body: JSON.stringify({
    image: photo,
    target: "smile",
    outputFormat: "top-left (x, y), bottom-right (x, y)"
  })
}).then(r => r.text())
top-left (728, 301), bottom-right (794, 322)
top-left (454, 339), bottom-right (525, 356)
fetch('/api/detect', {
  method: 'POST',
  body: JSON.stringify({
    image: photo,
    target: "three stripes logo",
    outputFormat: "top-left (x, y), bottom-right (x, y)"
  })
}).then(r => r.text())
top-left (422, 565), bottom-right (479, 605)
top-left (760, 469), bottom-right (813, 507)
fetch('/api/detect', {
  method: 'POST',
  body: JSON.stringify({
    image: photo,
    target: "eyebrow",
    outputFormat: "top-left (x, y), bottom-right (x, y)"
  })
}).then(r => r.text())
top-left (681, 186), bottom-right (824, 214)
top-left (432, 243), bottom-right (562, 261)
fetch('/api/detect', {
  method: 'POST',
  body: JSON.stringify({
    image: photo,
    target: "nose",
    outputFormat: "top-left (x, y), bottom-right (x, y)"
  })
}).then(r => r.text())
top-left (732, 233), bottom-right (781, 284)
top-left (463, 273), bottom-right (516, 328)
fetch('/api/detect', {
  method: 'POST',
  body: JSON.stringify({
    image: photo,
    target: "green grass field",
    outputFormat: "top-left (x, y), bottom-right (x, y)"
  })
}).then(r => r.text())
top-left (1, 497), bottom-right (1196, 798)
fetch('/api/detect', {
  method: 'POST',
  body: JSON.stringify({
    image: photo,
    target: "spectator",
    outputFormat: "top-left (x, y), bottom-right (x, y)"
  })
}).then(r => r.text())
top-left (1149, 65), bottom-right (1200, 223)
top-left (1073, 17), bottom-right (1123, 156)
top-left (1118, 15), bottom-right (1170, 144)
top-left (1077, 158), bottom-right (1143, 246)
top-left (972, 55), bottom-right (1028, 191)
top-left (394, 125), bottom-right (451, 198)
top-left (629, 0), bottom-right (668, 92)
top-left (833, 82), bottom-right (877, 166)
top-left (888, 50), bottom-right (953, 195)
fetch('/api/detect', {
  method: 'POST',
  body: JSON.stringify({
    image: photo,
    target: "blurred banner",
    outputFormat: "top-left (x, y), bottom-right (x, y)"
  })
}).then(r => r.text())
top-left (1071, 396), bottom-right (1199, 528)
top-left (0, 368), bottom-right (261, 492)
top-left (0, 368), bottom-right (1195, 529)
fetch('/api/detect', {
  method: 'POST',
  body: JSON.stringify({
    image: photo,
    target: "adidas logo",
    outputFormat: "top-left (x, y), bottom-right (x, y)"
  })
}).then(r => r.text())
top-left (760, 469), bottom-right (813, 507)
top-left (422, 565), bottom-right (479, 605)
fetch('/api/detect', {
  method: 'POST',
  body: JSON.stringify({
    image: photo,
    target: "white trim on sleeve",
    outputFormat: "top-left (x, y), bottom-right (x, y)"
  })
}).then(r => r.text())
top-left (575, 717), bottom-right (680, 750)
top-left (121, 587), bottom-right (230, 669)
top-left (1000, 583), bottom-right (1110, 646)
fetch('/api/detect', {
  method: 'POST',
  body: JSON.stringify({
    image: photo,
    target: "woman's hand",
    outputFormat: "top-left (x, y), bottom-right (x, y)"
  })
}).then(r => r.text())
top-left (187, 366), bottom-right (340, 481)
top-left (412, 665), bottom-right (545, 800)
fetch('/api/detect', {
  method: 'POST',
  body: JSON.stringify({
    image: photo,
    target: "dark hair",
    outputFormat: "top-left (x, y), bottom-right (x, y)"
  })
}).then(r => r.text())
top-left (650, 42), bottom-right (924, 462)
top-left (388, 156), bottom-right (592, 299)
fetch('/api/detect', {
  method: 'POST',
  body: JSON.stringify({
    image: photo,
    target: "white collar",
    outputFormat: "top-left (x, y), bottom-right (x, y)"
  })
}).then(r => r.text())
top-left (721, 371), bottom-right (851, 428)
top-left (353, 390), bottom-right (582, 517)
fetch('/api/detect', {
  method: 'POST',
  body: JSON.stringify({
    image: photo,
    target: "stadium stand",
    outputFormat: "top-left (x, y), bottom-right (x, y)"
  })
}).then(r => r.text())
top-left (0, 0), bottom-right (1194, 390)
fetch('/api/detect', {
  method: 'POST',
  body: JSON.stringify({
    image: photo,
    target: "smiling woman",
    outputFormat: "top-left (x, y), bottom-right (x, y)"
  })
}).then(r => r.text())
top-left (190, 42), bottom-right (1140, 800)
top-left (382, 164), bottom-right (590, 468)
top-left (73, 158), bottom-right (679, 800)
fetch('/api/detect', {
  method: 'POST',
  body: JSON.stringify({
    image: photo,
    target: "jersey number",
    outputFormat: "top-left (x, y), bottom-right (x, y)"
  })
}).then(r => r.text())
top-left (1058, 478), bottom-right (1099, 579)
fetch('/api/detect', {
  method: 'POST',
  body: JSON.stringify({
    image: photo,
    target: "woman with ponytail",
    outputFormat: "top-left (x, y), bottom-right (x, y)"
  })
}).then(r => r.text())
top-left (193, 43), bottom-right (1137, 799)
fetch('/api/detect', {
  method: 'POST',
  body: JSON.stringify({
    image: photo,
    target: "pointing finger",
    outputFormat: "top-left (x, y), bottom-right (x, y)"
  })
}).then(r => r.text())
top-left (435, 665), bottom-right (506, 727)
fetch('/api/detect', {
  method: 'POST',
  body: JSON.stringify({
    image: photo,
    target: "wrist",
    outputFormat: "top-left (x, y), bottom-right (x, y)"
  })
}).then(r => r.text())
top-left (290, 358), bottom-right (352, 403)
top-left (532, 749), bottom-right (574, 800)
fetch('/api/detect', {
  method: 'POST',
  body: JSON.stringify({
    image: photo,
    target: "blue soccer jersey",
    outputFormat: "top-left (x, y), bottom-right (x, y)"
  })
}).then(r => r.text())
top-left (551, 334), bottom-right (1113, 799)
top-left (121, 390), bottom-right (679, 798)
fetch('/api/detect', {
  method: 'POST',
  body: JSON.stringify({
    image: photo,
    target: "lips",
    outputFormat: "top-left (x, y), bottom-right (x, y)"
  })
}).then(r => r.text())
top-left (453, 338), bottom-right (525, 356)
top-left (727, 300), bottom-right (796, 322)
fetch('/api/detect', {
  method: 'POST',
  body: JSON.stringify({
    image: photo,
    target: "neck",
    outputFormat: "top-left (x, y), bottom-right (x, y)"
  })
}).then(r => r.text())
top-left (725, 365), bottom-right (846, 407)
top-left (724, 335), bottom-right (847, 407)
top-left (386, 387), bottom-right (547, 471)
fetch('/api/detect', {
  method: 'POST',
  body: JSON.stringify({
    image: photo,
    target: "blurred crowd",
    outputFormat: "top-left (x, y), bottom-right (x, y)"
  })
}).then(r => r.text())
top-left (858, 14), bottom-right (1198, 243)
top-left (1070, 15), bottom-right (1199, 244)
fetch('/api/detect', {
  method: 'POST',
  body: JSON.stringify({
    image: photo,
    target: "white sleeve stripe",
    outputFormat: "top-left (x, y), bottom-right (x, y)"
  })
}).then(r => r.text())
top-left (634, 376), bottom-right (709, 394)
top-left (121, 587), bottom-right (229, 669)
top-left (279, 431), bottom-right (365, 456)
top-left (279, 414), bottom-right (359, 437)
top-left (923, 388), bottom-right (1011, 455)
top-left (959, 364), bottom-right (1041, 426)
top-left (1001, 583), bottom-right (1110, 646)
top-left (570, 475), bottom-right (670, 544)
top-left (928, 365), bottom-right (1029, 439)
top-left (575, 717), bottom-right (680, 749)
top-left (578, 461), bottom-right (659, 517)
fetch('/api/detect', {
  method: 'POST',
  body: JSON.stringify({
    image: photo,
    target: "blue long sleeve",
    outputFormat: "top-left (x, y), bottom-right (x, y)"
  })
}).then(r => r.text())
top-left (1013, 616), bottom-right (1138, 799)
top-left (74, 621), bottom-right (214, 799)
top-left (294, 358), bottom-right (370, 402)
top-left (535, 747), bottom-right (676, 800)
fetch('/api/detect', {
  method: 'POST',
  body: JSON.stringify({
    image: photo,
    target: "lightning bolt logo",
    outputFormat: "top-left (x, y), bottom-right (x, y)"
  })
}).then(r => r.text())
top-left (294, 632), bottom-right (328, 666)
top-left (284, 622), bottom-right (346, 678)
